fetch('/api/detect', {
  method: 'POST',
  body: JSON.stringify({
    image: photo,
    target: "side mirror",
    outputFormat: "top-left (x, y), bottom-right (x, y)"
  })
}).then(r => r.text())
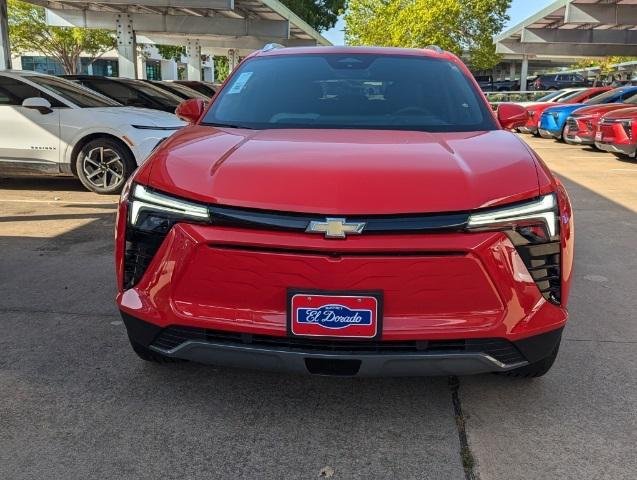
top-left (22, 97), bottom-right (53, 114)
top-left (175, 98), bottom-right (205, 124)
top-left (498, 103), bottom-right (529, 130)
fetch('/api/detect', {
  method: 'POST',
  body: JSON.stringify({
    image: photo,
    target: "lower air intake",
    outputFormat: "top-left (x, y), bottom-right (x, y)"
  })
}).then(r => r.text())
top-left (151, 326), bottom-right (527, 365)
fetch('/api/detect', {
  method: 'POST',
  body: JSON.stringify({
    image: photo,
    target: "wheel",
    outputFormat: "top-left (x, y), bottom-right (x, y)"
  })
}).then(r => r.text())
top-left (129, 337), bottom-right (182, 363)
top-left (499, 342), bottom-right (560, 378)
top-left (75, 138), bottom-right (136, 194)
top-left (559, 124), bottom-right (568, 141)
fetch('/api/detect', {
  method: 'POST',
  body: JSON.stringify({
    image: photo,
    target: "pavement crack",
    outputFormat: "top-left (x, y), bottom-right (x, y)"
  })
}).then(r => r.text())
top-left (564, 338), bottom-right (637, 344)
top-left (449, 376), bottom-right (478, 480)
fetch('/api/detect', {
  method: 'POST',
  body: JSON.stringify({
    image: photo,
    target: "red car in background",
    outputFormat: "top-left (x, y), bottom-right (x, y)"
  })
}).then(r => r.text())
top-left (595, 107), bottom-right (637, 157)
top-left (115, 46), bottom-right (574, 378)
top-left (564, 91), bottom-right (637, 146)
top-left (520, 87), bottom-right (611, 135)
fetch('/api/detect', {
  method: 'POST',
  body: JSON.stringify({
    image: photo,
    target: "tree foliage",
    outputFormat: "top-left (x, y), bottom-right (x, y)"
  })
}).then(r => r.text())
top-left (280, 0), bottom-right (345, 32)
top-left (570, 56), bottom-right (637, 75)
top-left (8, 0), bottom-right (115, 74)
top-left (214, 56), bottom-right (229, 83)
top-left (345, 0), bottom-right (510, 70)
top-left (156, 45), bottom-right (186, 62)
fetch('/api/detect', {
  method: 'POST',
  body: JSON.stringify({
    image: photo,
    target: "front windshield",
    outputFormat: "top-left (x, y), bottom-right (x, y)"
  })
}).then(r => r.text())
top-left (538, 90), bottom-right (565, 102)
top-left (203, 54), bottom-right (497, 132)
top-left (556, 90), bottom-right (584, 103)
top-left (123, 80), bottom-right (182, 107)
top-left (157, 82), bottom-right (208, 99)
top-left (586, 88), bottom-right (623, 105)
top-left (622, 91), bottom-right (637, 104)
top-left (27, 75), bottom-right (120, 108)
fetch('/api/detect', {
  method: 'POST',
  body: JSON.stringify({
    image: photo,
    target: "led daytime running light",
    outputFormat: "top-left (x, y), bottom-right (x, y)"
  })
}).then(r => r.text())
top-left (467, 194), bottom-right (558, 237)
top-left (130, 184), bottom-right (209, 224)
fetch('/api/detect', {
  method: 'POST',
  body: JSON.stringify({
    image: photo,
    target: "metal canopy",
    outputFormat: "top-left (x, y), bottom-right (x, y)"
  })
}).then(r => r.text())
top-left (496, 0), bottom-right (637, 58)
top-left (32, 0), bottom-right (331, 51)
top-left (10, 0), bottom-right (330, 78)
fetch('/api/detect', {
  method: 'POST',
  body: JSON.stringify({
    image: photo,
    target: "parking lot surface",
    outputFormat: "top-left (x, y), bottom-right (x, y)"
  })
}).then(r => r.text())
top-left (1, 137), bottom-right (636, 479)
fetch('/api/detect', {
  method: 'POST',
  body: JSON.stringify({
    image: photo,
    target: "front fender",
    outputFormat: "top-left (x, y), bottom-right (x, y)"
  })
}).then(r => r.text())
top-left (61, 125), bottom-right (138, 167)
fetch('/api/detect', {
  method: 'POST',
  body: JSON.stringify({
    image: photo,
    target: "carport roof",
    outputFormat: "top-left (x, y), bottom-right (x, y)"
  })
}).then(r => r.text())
top-left (26, 0), bottom-right (331, 51)
top-left (496, 0), bottom-right (637, 58)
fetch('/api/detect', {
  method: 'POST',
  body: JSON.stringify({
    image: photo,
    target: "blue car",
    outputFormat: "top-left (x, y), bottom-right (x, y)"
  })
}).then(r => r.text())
top-left (539, 86), bottom-right (637, 139)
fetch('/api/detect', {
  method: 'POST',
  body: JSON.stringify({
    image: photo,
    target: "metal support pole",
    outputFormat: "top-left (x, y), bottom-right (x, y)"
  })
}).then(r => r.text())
top-left (116, 14), bottom-right (137, 79)
top-left (520, 56), bottom-right (529, 92)
top-left (0, 0), bottom-right (11, 70)
top-left (228, 48), bottom-right (239, 73)
top-left (186, 39), bottom-right (201, 81)
top-left (161, 59), bottom-right (178, 80)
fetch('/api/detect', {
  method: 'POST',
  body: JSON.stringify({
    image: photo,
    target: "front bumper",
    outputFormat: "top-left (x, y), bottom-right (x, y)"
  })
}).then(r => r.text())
top-left (539, 128), bottom-right (560, 139)
top-left (595, 142), bottom-right (637, 157)
top-left (122, 311), bottom-right (564, 376)
top-left (564, 133), bottom-right (594, 145)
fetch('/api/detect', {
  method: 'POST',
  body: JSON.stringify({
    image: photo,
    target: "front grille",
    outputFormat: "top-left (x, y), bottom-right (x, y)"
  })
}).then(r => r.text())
top-left (516, 241), bottom-right (561, 304)
top-left (208, 204), bottom-right (470, 234)
top-left (566, 117), bottom-right (579, 132)
top-left (151, 326), bottom-right (527, 365)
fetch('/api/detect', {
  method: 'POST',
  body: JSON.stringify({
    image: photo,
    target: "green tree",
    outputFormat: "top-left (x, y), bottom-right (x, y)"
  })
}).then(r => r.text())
top-left (345, 0), bottom-right (510, 70)
top-left (281, 0), bottom-right (345, 32)
top-left (214, 55), bottom-right (229, 83)
top-left (570, 56), bottom-right (637, 75)
top-left (8, 0), bottom-right (115, 74)
top-left (156, 45), bottom-right (186, 62)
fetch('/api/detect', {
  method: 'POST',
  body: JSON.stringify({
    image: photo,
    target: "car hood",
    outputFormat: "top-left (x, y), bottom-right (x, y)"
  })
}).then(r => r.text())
top-left (527, 102), bottom-right (559, 111)
top-left (543, 104), bottom-right (586, 116)
top-left (84, 106), bottom-right (185, 127)
top-left (572, 103), bottom-right (634, 117)
top-left (145, 127), bottom-right (541, 215)
top-left (602, 106), bottom-right (637, 119)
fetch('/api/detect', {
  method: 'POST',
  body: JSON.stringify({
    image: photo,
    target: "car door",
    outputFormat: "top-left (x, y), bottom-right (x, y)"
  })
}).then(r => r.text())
top-left (0, 76), bottom-right (63, 173)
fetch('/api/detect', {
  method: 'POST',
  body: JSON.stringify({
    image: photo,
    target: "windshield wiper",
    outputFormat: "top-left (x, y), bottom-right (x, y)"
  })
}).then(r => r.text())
top-left (202, 122), bottom-right (256, 130)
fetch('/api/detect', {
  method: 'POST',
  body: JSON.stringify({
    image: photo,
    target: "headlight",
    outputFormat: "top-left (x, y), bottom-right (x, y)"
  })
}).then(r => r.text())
top-left (551, 112), bottom-right (560, 121)
top-left (122, 185), bottom-right (211, 289)
top-left (129, 184), bottom-right (209, 232)
top-left (467, 194), bottom-right (558, 239)
top-left (468, 194), bottom-right (562, 305)
top-left (610, 118), bottom-right (634, 139)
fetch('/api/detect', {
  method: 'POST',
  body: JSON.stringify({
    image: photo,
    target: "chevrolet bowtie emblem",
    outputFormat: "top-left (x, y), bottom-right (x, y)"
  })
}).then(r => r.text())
top-left (306, 218), bottom-right (366, 239)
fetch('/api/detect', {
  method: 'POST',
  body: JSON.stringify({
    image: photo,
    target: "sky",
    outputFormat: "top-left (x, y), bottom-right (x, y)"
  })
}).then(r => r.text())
top-left (322, 0), bottom-right (556, 45)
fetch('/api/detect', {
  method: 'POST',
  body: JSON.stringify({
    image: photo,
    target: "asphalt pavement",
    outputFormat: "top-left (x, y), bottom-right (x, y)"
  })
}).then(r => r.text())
top-left (1, 137), bottom-right (636, 479)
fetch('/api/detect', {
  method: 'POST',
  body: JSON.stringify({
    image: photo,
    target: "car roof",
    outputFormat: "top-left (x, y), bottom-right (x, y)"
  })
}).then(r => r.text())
top-left (250, 45), bottom-right (456, 61)
top-left (0, 69), bottom-right (54, 78)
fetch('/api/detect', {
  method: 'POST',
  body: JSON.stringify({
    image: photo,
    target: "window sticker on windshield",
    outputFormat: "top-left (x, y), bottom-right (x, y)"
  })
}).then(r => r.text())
top-left (227, 72), bottom-right (253, 94)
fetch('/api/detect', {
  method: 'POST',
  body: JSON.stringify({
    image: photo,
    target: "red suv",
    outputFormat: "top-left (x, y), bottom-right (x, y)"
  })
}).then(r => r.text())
top-left (115, 46), bottom-right (574, 378)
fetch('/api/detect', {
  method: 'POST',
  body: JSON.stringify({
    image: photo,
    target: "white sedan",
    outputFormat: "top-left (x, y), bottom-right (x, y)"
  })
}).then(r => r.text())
top-left (0, 71), bottom-right (185, 194)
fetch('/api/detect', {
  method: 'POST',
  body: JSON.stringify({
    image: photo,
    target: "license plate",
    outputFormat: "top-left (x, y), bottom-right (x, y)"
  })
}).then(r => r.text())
top-left (595, 131), bottom-right (603, 142)
top-left (288, 290), bottom-right (382, 339)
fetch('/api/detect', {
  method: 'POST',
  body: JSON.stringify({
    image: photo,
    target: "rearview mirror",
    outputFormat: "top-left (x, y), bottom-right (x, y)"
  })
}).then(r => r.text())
top-left (22, 97), bottom-right (53, 114)
top-left (175, 98), bottom-right (205, 124)
top-left (497, 103), bottom-right (529, 130)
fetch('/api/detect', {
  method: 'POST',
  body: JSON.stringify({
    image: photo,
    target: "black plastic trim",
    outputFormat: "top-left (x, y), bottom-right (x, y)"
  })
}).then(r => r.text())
top-left (120, 311), bottom-right (163, 347)
top-left (209, 204), bottom-right (470, 233)
top-left (512, 327), bottom-right (563, 364)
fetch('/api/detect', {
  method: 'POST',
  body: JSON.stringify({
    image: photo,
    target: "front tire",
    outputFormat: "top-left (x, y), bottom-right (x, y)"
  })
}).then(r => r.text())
top-left (76, 138), bottom-right (136, 194)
